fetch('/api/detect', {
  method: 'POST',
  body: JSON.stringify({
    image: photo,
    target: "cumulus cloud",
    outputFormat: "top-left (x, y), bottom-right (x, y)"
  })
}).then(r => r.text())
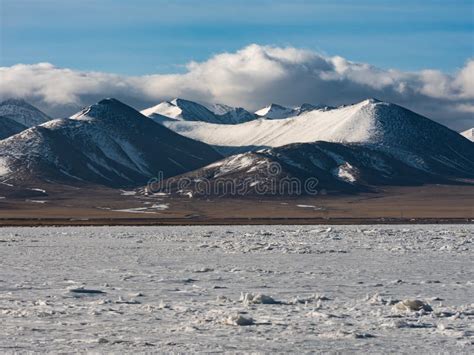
top-left (0, 44), bottom-right (473, 130)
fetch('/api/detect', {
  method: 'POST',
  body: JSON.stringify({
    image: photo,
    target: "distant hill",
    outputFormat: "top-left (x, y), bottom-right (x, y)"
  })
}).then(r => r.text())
top-left (0, 98), bottom-right (222, 187)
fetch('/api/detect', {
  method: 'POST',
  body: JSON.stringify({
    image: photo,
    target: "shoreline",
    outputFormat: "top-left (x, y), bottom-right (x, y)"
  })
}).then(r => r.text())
top-left (0, 217), bottom-right (472, 227)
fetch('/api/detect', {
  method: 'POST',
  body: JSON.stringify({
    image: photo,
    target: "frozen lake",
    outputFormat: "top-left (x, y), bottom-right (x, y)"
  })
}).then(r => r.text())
top-left (0, 225), bottom-right (473, 352)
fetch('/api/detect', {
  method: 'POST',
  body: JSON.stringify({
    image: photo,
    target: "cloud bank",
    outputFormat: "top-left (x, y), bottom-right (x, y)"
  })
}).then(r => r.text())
top-left (1, 44), bottom-right (473, 130)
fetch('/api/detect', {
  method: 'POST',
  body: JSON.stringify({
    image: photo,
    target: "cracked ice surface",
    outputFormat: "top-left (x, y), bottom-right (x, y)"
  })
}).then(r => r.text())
top-left (0, 225), bottom-right (473, 352)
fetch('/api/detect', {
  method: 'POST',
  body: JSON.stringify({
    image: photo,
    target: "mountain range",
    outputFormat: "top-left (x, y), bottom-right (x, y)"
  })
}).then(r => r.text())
top-left (141, 98), bottom-right (257, 124)
top-left (0, 99), bottom-right (221, 187)
top-left (141, 98), bottom-right (333, 124)
top-left (0, 96), bottom-right (472, 196)
top-left (142, 99), bottom-right (474, 174)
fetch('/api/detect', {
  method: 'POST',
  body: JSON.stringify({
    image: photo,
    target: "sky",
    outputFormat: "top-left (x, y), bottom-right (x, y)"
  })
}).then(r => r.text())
top-left (2, 0), bottom-right (473, 74)
top-left (0, 0), bottom-right (473, 130)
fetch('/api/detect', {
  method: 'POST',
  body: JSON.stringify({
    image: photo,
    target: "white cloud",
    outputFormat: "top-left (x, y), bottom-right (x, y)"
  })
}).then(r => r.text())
top-left (454, 59), bottom-right (474, 99)
top-left (0, 44), bottom-right (473, 130)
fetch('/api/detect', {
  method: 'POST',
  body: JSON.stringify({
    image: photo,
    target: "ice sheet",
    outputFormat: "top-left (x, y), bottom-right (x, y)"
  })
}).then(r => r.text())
top-left (0, 225), bottom-right (472, 352)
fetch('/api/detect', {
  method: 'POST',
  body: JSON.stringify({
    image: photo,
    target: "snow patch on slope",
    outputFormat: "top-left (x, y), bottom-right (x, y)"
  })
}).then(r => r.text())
top-left (333, 163), bottom-right (357, 183)
top-left (141, 101), bottom-right (182, 119)
top-left (460, 128), bottom-right (473, 142)
top-left (207, 153), bottom-right (261, 177)
top-left (160, 99), bottom-right (379, 150)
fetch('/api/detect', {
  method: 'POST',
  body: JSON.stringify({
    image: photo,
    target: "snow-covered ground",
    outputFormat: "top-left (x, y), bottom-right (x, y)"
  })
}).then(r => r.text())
top-left (0, 225), bottom-right (473, 352)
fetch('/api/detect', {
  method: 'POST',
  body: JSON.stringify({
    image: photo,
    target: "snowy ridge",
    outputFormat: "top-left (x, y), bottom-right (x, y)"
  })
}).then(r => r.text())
top-left (254, 103), bottom-right (332, 119)
top-left (156, 99), bottom-right (474, 174)
top-left (156, 98), bottom-right (474, 186)
top-left (141, 99), bottom-right (191, 121)
top-left (0, 98), bottom-right (51, 127)
top-left (202, 103), bottom-right (257, 124)
top-left (142, 99), bottom-right (330, 124)
top-left (460, 128), bottom-right (473, 142)
top-left (141, 98), bottom-right (256, 124)
top-left (156, 99), bottom-right (388, 150)
top-left (295, 103), bottom-right (334, 115)
top-left (255, 103), bottom-right (297, 119)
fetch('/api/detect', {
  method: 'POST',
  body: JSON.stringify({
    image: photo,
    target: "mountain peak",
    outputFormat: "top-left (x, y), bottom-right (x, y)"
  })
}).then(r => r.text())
top-left (461, 128), bottom-right (474, 142)
top-left (363, 98), bottom-right (382, 105)
top-left (268, 103), bottom-right (288, 109)
top-left (141, 98), bottom-right (256, 124)
top-left (255, 103), bottom-right (295, 119)
top-left (71, 98), bottom-right (142, 122)
top-left (1, 98), bottom-right (222, 187)
top-left (170, 97), bottom-right (191, 106)
top-left (97, 97), bottom-right (122, 106)
top-left (0, 98), bottom-right (51, 127)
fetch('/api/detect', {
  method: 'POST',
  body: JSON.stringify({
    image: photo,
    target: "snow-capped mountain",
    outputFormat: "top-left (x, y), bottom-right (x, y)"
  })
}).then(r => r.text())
top-left (0, 98), bottom-right (51, 127)
top-left (1, 96), bottom-right (471, 196)
top-left (202, 103), bottom-right (257, 123)
top-left (154, 99), bottom-right (474, 179)
top-left (295, 103), bottom-right (334, 115)
top-left (461, 128), bottom-right (473, 142)
top-left (0, 116), bottom-right (27, 140)
top-left (255, 103), bottom-right (297, 119)
top-left (142, 98), bottom-right (328, 124)
top-left (0, 98), bottom-right (222, 187)
top-left (158, 99), bottom-right (391, 152)
top-left (141, 98), bottom-right (256, 124)
top-left (152, 140), bottom-right (463, 197)
top-left (142, 98), bottom-right (216, 122)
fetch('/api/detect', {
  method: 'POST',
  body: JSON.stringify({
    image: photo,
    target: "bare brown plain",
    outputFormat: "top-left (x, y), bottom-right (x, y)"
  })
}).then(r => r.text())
top-left (0, 183), bottom-right (472, 225)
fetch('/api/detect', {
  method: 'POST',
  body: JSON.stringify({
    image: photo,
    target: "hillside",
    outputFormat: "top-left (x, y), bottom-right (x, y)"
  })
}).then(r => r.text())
top-left (0, 98), bottom-right (222, 187)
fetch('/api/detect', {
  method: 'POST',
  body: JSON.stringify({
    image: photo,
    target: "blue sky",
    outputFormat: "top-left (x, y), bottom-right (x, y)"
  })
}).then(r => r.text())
top-left (1, 0), bottom-right (473, 75)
